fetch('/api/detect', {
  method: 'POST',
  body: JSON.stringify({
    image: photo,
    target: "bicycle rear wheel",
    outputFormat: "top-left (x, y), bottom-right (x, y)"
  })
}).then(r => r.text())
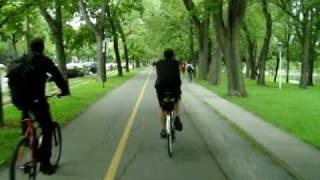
top-left (166, 117), bottom-right (174, 157)
top-left (9, 137), bottom-right (37, 180)
top-left (50, 121), bottom-right (62, 168)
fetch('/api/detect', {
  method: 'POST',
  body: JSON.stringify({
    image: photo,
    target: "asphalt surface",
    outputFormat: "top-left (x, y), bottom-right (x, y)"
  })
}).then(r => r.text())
top-left (0, 69), bottom-right (294, 180)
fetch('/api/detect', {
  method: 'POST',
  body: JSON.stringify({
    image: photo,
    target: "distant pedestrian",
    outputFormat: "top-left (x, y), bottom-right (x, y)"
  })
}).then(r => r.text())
top-left (186, 62), bottom-right (195, 82)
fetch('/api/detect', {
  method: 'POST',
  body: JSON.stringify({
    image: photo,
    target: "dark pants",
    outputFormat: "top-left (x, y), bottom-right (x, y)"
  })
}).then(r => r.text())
top-left (188, 71), bottom-right (193, 82)
top-left (155, 85), bottom-right (181, 108)
top-left (22, 100), bottom-right (53, 164)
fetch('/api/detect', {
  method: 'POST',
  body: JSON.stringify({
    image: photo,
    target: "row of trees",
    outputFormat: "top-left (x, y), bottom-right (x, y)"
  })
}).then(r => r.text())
top-left (183, 0), bottom-right (319, 96)
top-left (144, 0), bottom-right (319, 97)
top-left (0, 0), bottom-right (146, 80)
top-left (0, 0), bottom-right (145, 126)
top-left (1, 0), bottom-right (319, 95)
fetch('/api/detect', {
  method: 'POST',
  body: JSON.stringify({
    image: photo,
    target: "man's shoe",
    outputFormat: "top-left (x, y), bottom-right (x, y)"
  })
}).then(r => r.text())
top-left (40, 163), bottom-right (56, 175)
top-left (160, 129), bottom-right (167, 139)
top-left (174, 116), bottom-right (183, 131)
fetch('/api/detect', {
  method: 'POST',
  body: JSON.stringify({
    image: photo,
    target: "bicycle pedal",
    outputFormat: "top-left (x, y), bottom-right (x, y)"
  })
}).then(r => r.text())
top-left (19, 163), bottom-right (32, 173)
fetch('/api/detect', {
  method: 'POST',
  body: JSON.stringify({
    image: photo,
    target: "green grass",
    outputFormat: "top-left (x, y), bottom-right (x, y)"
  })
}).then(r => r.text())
top-left (0, 69), bottom-right (140, 168)
top-left (197, 77), bottom-right (320, 149)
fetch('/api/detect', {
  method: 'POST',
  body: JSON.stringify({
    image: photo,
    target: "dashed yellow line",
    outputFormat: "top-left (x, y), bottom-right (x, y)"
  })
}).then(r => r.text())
top-left (104, 72), bottom-right (151, 180)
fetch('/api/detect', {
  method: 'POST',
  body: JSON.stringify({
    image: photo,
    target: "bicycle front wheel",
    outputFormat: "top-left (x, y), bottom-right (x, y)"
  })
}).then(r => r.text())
top-left (9, 137), bottom-right (37, 180)
top-left (50, 122), bottom-right (62, 168)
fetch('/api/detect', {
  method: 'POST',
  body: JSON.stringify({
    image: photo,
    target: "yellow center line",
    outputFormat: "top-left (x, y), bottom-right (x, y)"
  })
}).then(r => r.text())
top-left (104, 71), bottom-right (151, 180)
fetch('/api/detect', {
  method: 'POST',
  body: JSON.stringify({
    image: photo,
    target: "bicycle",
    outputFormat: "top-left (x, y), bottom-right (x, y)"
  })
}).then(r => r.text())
top-left (161, 92), bottom-right (177, 157)
top-left (9, 94), bottom-right (62, 180)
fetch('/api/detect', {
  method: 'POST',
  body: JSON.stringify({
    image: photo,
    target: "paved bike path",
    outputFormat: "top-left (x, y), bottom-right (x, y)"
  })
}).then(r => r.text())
top-left (0, 69), bottom-right (294, 180)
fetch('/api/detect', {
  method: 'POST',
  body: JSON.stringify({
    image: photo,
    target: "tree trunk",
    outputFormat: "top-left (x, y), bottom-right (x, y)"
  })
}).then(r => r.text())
top-left (245, 56), bottom-right (250, 78)
top-left (79, 0), bottom-right (107, 83)
top-left (223, 0), bottom-right (248, 96)
top-left (299, 11), bottom-right (311, 89)
top-left (196, 20), bottom-right (210, 80)
top-left (307, 49), bottom-right (314, 86)
top-left (257, 0), bottom-right (272, 85)
top-left (247, 39), bottom-right (256, 79)
top-left (11, 33), bottom-right (18, 58)
top-left (208, 46), bottom-right (221, 85)
top-left (242, 23), bottom-right (257, 80)
top-left (136, 59), bottom-right (140, 68)
top-left (131, 57), bottom-right (135, 69)
top-left (120, 33), bottom-right (129, 72)
top-left (0, 76), bottom-right (3, 127)
top-left (123, 41), bottom-right (129, 72)
top-left (39, 0), bottom-right (70, 91)
top-left (250, 40), bottom-right (257, 80)
top-left (107, 6), bottom-right (123, 77)
top-left (286, 41), bottom-right (290, 83)
top-left (225, 27), bottom-right (247, 96)
top-left (96, 35), bottom-right (106, 82)
top-left (274, 54), bottom-right (280, 82)
top-left (113, 35), bottom-right (123, 76)
top-left (54, 30), bottom-right (68, 79)
top-left (189, 18), bottom-right (195, 62)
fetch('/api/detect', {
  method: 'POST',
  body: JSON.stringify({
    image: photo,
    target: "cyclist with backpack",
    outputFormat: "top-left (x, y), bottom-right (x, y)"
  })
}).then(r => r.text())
top-left (154, 48), bottom-right (183, 138)
top-left (7, 38), bottom-right (70, 175)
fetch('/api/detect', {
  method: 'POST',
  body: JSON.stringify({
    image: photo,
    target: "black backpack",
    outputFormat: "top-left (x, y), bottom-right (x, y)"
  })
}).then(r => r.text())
top-left (6, 54), bottom-right (37, 110)
top-left (187, 65), bottom-right (194, 73)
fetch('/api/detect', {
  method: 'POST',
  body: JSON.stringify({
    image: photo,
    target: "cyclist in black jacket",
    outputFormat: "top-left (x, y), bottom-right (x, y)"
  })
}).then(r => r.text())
top-left (21, 38), bottom-right (70, 175)
top-left (155, 48), bottom-right (183, 138)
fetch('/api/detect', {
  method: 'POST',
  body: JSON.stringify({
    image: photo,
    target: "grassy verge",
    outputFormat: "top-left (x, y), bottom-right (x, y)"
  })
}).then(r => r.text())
top-left (0, 69), bottom-right (141, 168)
top-left (197, 77), bottom-right (320, 149)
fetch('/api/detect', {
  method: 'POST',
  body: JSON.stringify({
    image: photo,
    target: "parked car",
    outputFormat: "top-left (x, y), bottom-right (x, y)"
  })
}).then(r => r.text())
top-left (67, 67), bottom-right (85, 78)
top-left (83, 62), bottom-right (97, 74)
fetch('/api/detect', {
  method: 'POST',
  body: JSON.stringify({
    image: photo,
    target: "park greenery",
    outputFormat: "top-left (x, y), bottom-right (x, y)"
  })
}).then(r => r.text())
top-left (0, 0), bottom-right (319, 145)
top-left (0, 69), bottom-right (140, 168)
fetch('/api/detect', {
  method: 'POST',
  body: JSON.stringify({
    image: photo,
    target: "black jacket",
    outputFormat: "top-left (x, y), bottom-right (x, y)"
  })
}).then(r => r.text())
top-left (155, 59), bottom-right (181, 88)
top-left (28, 52), bottom-right (69, 101)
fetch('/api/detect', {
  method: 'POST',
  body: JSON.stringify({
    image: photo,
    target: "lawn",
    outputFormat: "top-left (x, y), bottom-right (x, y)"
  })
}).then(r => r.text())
top-left (197, 77), bottom-right (320, 149)
top-left (0, 69), bottom-right (140, 168)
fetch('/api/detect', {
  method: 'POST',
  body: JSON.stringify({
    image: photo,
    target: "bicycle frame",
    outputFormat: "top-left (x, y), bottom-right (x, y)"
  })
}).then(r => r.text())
top-left (22, 118), bottom-right (37, 162)
top-left (165, 111), bottom-right (174, 135)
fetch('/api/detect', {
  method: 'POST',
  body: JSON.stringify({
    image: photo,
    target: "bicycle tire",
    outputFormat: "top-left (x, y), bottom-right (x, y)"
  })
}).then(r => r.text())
top-left (167, 116), bottom-right (174, 157)
top-left (9, 137), bottom-right (37, 180)
top-left (50, 121), bottom-right (62, 168)
top-left (167, 134), bottom-right (173, 157)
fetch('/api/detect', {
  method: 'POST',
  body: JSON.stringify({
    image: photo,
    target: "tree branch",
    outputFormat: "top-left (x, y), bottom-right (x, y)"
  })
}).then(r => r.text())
top-left (213, 0), bottom-right (226, 51)
top-left (79, 0), bottom-right (98, 33)
top-left (0, 16), bottom-right (10, 29)
top-left (274, 0), bottom-right (298, 20)
top-left (39, 4), bottom-right (57, 32)
top-left (182, 0), bottom-right (201, 28)
top-left (0, 2), bottom-right (33, 29)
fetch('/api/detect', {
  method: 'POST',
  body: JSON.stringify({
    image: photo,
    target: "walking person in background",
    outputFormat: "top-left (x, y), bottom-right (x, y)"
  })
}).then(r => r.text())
top-left (186, 61), bottom-right (195, 82)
